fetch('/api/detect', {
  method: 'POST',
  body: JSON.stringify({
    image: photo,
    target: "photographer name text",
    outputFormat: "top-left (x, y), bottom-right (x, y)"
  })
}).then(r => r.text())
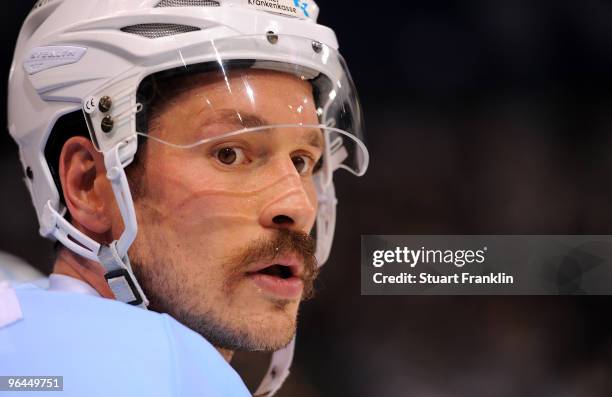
top-left (371, 247), bottom-right (514, 285)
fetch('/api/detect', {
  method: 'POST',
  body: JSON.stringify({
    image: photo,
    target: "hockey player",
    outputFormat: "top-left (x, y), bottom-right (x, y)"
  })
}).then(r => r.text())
top-left (0, 1), bottom-right (368, 395)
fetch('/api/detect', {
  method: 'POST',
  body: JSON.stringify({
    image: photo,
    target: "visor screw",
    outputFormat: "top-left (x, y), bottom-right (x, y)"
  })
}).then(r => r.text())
top-left (26, 167), bottom-right (33, 180)
top-left (101, 115), bottom-right (114, 133)
top-left (312, 41), bottom-right (323, 53)
top-left (98, 96), bottom-right (112, 112)
top-left (266, 31), bottom-right (278, 44)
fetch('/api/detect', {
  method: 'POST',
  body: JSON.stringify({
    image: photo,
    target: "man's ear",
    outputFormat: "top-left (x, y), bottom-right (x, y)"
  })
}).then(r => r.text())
top-left (59, 136), bottom-right (114, 235)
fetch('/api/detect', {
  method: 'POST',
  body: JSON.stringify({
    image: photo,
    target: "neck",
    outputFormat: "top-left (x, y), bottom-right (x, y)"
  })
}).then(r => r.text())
top-left (54, 248), bottom-right (235, 363)
top-left (52, 248), bottom-right (116, 299)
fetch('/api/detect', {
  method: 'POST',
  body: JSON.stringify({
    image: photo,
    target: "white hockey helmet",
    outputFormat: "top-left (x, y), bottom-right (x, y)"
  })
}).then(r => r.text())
top-left (9, 1), bottom-right (368, 395)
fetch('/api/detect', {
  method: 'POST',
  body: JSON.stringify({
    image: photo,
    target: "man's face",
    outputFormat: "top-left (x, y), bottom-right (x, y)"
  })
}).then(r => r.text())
top-left (126, 69), bottom-right (322, 351)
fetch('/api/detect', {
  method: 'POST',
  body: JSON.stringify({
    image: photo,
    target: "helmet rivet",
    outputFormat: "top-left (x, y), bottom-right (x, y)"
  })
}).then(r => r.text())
top-left (26, 166), bottom-right (33, 180)
top-left (98, 96), bottom-right (112, 112)
top-left (312, 41), bottom-right (323, 53)
top-left (101, 115), bottom-right (114, 133)
top-left (266, 31), bottom-right (278, 44)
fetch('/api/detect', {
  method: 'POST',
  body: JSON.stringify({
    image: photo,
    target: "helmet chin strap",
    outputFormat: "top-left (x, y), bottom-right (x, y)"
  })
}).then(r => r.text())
top-left (40, 137), bottom-right (149, 308)
top-left (313, 129), bottom-right (346, 266)
top-left (315, 181), bottom-right (338, 266)
top-left (254, 337), bottom-right (296, 397)
top-left (98, 137), bottom-right (149, 308)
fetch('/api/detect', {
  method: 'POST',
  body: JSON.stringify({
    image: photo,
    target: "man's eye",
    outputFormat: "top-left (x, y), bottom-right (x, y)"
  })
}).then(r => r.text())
top-left (292, 154), bottom-right (316, 176)
top-left (216, 147), bottom-right (245, 165)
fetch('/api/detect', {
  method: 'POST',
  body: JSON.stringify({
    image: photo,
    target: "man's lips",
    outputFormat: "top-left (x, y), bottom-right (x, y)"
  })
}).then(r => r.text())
top-left (247, 273), bottom-right (303, 299)
top-left (245, 255), bottom-right (305, 299)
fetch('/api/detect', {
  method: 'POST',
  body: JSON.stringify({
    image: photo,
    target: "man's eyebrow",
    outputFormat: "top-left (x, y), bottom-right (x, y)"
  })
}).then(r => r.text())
top-left (304, 129), bottom-right (324, 149)
top-left (203, 109), bottom-right (324, 149)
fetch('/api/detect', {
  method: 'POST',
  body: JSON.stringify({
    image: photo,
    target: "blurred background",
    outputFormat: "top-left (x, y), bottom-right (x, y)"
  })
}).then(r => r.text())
top-left (2, 1), bottom-right (612, 396)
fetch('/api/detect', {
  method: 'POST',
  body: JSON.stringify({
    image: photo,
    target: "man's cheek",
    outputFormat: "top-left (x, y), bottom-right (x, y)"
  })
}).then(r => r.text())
top-left (171, 192), bottom-right (257, 225)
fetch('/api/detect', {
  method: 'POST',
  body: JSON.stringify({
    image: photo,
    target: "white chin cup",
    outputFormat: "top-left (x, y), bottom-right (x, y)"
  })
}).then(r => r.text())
top-left (254, 336), bottom-right (296, 397)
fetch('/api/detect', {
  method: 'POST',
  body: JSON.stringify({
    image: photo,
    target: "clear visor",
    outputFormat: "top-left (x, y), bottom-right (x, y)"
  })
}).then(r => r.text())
top-left (130, 35), bottom-right (368, 186)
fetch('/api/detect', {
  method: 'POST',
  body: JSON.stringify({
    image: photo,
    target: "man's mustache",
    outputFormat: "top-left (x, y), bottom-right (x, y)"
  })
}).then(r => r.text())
top-left (225, 229), bottom-right (319, 299)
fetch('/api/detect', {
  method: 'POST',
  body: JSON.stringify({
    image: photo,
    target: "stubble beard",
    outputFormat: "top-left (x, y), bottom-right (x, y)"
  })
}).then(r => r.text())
top-left (129, 228), bottom-right (319, 352)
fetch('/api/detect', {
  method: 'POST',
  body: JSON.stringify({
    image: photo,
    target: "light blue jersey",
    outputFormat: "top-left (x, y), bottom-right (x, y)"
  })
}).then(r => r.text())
top-left (0, 283), bottom-right (250, 396)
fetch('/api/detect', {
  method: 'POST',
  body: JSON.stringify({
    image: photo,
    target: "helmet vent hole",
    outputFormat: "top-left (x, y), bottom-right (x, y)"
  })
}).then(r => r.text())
top-left (121, 23), bottom-right (201, 39)
top-left (155, 0), bottom-right (220, 6)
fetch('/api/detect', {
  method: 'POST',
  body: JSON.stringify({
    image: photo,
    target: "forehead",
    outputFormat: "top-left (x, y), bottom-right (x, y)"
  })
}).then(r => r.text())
top-left (159, 69), bottom-right (318, 121)
top-left (184, 68), bottom-right (314, 101)
top-left (150, 68), bottom-right (321, 143)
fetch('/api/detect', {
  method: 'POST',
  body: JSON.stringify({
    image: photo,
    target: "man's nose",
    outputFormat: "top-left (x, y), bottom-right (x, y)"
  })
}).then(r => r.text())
top-left (258, 165), bottom-right (317, 233)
